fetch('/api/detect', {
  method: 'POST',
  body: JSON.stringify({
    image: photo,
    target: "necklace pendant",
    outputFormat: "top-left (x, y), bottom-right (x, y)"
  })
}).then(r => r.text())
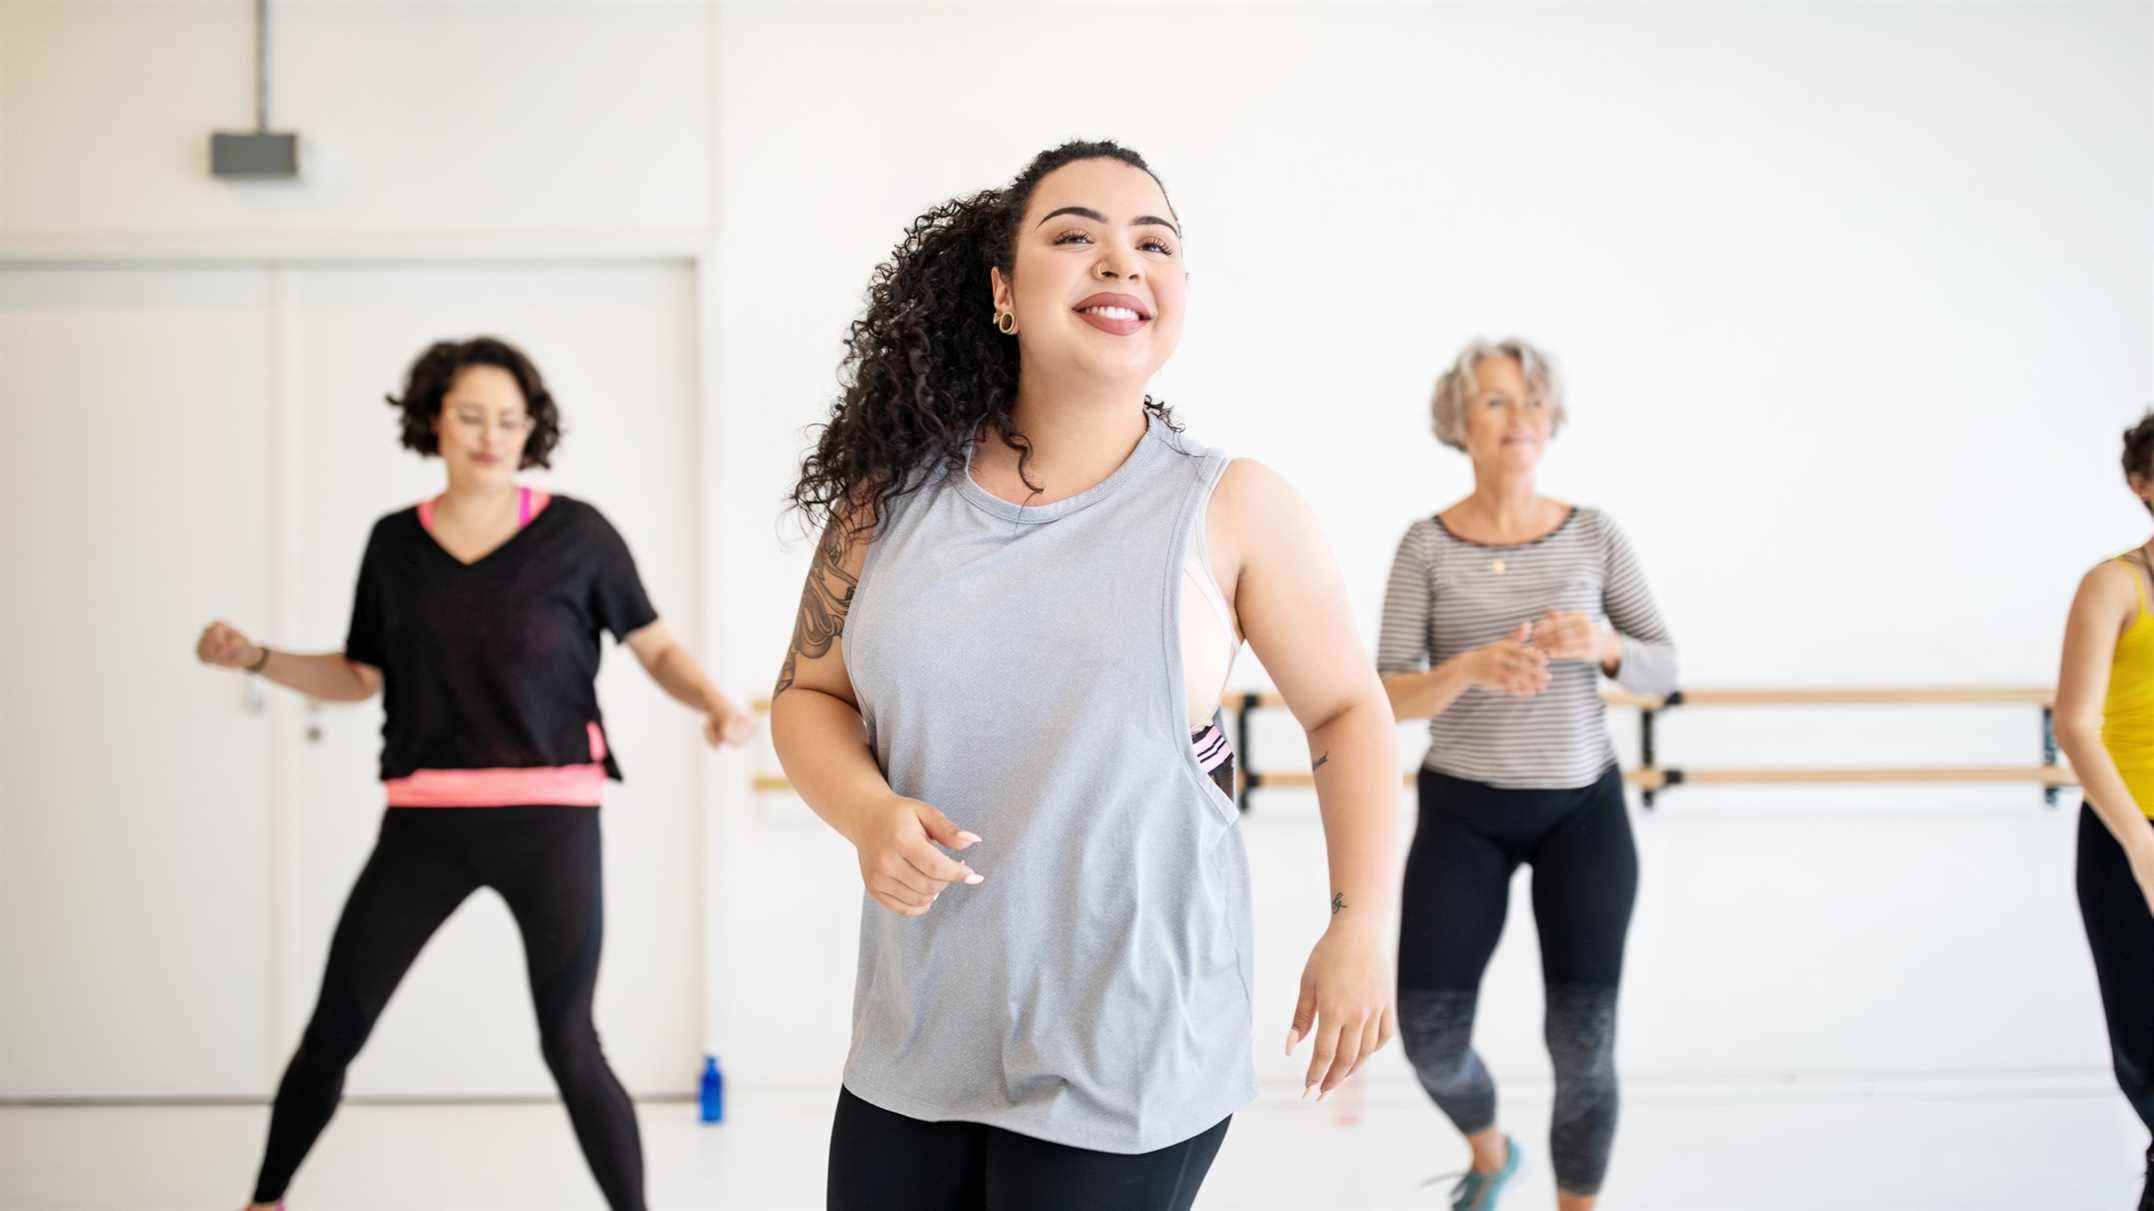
top-left (1490, 558), bottom-right (1507, 575)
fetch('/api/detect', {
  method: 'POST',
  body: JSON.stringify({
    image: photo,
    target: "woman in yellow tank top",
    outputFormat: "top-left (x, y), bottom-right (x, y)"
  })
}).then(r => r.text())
top-left (2055, 411), bottom-right (2154, 1211)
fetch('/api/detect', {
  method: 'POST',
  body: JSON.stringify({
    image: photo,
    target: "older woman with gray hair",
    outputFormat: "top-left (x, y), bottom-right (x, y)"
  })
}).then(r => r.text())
top-left (1376, 337), bottom-right (1676, 1211)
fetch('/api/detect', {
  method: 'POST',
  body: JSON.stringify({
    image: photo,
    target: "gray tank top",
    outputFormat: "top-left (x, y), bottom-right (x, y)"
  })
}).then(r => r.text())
top-left (840, 413), bottom-right (1257, 1153)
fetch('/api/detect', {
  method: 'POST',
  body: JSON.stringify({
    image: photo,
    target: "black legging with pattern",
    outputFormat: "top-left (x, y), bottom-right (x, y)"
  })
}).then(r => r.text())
top-left (1395, 763), bottom-right (1637, 1197)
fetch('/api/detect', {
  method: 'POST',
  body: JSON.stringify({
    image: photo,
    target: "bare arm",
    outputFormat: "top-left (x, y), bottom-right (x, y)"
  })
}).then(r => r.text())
top-left (1384, 661), bottom-right (1469, 720)
top-left (2056, 561), bottom-right (2154, 865)
top-left (625, 619), bottom-right (754, 747)
top-left (196, 620), bottom-right (379, 701)
top-left (1214, 459), bottom-right (1398, 1098)
top-left (769, 519), bottom-right (887, 837)
top-left (769, 516), bottom-right (979, 916)
top-left (1382, 642), bottom-right (1541, 721)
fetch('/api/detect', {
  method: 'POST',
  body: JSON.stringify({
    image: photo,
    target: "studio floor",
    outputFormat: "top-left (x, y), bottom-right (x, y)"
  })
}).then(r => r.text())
top-left (0, 1078), bottom-right (2136, 1210)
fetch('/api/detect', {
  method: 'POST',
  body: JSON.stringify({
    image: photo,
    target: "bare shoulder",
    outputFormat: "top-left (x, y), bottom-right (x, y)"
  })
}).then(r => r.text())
top-left (1200, 459), bottom-right (1279, 592)
top-left (794, 497), bottom-right (880, 632)
top-left (2079, 555), bottom-right (2141, 607)
top-left (1209, 456), bottom-right (1305, 525)
top-left (772, 494), bottom-right (883, 700)
top-left (812, 488), bottom-right (887, 577)
top-left (2065, 557), bottom-right (2148, 646)
top-left (1206, 458), bottom-right (1337, 601)
top-left (826, 507), bottom-right (877, 575)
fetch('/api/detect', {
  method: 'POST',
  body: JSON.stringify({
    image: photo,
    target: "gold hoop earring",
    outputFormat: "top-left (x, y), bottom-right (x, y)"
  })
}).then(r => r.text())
top-left (995, 311), bottom-right (1016, 335)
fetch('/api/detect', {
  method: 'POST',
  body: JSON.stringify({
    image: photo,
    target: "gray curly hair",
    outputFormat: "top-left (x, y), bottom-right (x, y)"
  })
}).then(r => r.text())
top-left (1430, 337), bottom-right (1565, 452)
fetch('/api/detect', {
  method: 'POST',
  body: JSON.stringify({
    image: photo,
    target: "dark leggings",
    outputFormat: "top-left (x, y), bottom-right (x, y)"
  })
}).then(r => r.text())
top-left (827, 1087), bottom-right (1229, 1211)
top-left (2078, 802), bottom-right (2154, 1135)
top-left (250, 807), bottom-right (644, 1210)
top-left (1396, 764), bottom-right (1637, 1197)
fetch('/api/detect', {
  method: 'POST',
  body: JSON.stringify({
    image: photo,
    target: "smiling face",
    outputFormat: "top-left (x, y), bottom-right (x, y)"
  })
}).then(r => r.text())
top-left (431, 364), bottom-right (534, 489)
top-left (1460, 354), bottom-right (1552, 476)
top-left (989, 156), bottom-right (1188, 390)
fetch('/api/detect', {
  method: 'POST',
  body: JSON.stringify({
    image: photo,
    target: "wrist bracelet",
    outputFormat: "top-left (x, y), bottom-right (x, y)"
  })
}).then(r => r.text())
top-left (245, 646), bottom-right (272, 675)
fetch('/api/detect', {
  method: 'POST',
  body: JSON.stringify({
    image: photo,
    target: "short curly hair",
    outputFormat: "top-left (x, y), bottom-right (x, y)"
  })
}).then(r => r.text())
top-left (2123, 410), bottom-right (2154, 515)
top-left (1430, 337), bottom-right (1565, 452)
top-left (385, 336), bottom-right (561, 469)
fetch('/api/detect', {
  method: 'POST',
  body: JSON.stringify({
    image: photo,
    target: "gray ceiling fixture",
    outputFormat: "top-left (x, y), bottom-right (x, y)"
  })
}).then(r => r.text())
top-left (209, 0), bottom-right (298, 179)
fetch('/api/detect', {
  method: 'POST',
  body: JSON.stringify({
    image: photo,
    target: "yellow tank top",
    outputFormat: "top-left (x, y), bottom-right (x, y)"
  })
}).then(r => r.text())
top-left (2102, 554), bottom-right (2154, 818)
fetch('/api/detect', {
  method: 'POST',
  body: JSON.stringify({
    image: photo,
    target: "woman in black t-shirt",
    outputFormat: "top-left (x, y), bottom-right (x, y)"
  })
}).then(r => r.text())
top-left (194, 336), bottom-right (751, 1211)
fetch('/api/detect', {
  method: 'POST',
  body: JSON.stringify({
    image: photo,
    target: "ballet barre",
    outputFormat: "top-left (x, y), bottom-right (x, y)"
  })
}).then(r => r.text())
top-left (1230, 686), bottom-right (2072, 811)
top-left (746, 686), bottom-right (2076, 812)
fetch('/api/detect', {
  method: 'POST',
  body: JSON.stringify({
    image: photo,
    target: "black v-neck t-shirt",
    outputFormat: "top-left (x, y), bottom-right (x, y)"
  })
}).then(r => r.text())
top-left (342, 494), bottom-right (658, 783)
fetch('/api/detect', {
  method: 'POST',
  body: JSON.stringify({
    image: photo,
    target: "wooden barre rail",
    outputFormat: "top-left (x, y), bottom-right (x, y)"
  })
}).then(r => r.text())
top-left (1219, 686), bottom-right (2068, 809)
top-left (748, 686), bottom-right (2072, 811)
top-left (1246, 766), bottom-right (2077, 792)
top-left (1228, 687), bottom-right (2057, 712)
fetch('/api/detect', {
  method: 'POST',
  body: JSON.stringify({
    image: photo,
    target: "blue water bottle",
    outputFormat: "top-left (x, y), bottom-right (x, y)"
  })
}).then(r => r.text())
top-left (698, 1054), bottom-right (724, 1124)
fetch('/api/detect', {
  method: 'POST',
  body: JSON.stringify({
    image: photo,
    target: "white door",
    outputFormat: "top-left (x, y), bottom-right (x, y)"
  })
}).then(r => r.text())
top-left (0, 266), bottom-right (279, 1097)
top-left (276, 262), bottom-right (703, 1098)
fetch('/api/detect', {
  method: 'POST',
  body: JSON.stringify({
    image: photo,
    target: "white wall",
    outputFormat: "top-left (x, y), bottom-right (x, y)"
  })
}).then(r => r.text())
top-left (0, 0), bottom-right (711, 241)
top-left (0, 266), bottom-right (279, 1097)
top-left (2, 0), bottom-right (2149, 1104)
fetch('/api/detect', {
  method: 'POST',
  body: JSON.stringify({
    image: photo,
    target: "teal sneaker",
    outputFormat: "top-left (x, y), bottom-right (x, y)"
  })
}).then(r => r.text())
top-left (1426, 1135), bottom-right (1522, 1211)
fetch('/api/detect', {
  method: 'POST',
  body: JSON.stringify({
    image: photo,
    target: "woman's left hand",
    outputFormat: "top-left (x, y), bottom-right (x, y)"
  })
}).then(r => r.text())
top-left (703, 699), bottom-right (758, 749)
top-left (1285, 916), bottom-right (1395, 1100)
top-left (1531, 611), bottom-right (1616, 666)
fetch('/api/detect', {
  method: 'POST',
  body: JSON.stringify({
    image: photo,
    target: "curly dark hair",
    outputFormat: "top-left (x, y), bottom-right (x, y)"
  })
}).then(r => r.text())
top-left (787, 140), bottom-right (1181, 537)
top-left (386, 336), bottom-right (562, 469)
top-left (2125, 411), bottom-right (2154, 515)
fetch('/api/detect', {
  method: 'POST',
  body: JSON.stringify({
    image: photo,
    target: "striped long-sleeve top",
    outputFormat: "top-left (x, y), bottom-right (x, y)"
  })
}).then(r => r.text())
top-left (1376, 506), bottom-right (1677, 789)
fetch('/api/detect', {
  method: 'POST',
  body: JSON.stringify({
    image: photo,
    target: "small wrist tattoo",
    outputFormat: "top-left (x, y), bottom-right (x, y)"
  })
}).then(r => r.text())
top-left (1330, 892), bottom-right (1345, 916)
top-left (1311, 752), bottom-right (1331, 772)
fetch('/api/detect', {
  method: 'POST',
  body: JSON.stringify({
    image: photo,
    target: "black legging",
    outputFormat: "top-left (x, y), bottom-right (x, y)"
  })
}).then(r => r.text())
top-left (2078, 802), bottom-right (2154, 1135)
top-left (827, 1087), bottom-right (1229, 1211)
top-left (1395, 763), bottom-right (1637, 1197)
top-left (250, 807), bottom-right (644, 1210)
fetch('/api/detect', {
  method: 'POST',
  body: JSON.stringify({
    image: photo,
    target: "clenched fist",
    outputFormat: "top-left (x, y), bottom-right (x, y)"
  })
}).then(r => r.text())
top-left (196, 620), bottom-right (263, 671)
top-left (702, 700), bottom-right (758, 749)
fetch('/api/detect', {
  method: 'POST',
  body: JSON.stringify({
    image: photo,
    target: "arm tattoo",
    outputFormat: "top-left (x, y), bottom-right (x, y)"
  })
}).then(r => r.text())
top-left (773, 521), bottom-right (860, 698)
top-left (1311, 752), bottom-right (1330, 772)
top-left (1330, 892), bottom-right (1345, 916)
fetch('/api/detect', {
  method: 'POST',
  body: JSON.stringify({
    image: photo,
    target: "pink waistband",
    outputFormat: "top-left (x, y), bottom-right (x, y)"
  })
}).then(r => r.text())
top-left (384, 722), bottom-right (607, 808)
top-left (384, 764), bottom-right (605, 808)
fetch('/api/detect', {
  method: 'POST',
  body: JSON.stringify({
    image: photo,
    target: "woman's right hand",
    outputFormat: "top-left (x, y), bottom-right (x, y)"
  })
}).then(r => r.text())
top-left (1469, 623), bottom-right (1550, 697)
top-left (847, 793), bottom-right (984, 917)
top-left (196, 620), bottom-right (260, 671)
